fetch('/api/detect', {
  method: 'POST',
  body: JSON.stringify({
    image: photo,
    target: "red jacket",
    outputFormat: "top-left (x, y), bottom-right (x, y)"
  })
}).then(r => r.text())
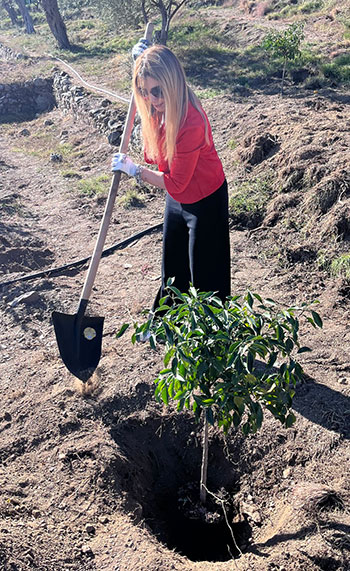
top-left (144, 102), bottom-right (225, 204)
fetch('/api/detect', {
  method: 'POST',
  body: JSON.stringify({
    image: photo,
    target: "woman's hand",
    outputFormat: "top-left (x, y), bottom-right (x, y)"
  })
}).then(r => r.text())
top-left (111, 153), bottom-right (138, 177)
top-left (132, 38), bottom-right (150, 61)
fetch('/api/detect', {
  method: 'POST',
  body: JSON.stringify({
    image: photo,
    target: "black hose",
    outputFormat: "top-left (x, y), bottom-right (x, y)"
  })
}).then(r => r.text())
top-left (0, 222), bottom-right (163, 289)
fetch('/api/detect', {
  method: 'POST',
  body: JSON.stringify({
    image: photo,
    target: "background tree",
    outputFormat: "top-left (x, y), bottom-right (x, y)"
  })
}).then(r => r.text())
top-left (95, 0), bottom-right (188, 45)
top-left (41, 0), bottom-right (70, 49)
top-left (14, 0), bottom-right (35, 33)
top-left (2, 0), bottom-right (19, 26)
top-left (148, 0), bottom-right (187, 44)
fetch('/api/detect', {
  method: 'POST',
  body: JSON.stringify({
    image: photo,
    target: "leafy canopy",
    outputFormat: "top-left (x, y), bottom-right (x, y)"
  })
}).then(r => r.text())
top-left (120, 282), bottom-right (322, 435)
top-left (263, 22), bottom-right (305, 62)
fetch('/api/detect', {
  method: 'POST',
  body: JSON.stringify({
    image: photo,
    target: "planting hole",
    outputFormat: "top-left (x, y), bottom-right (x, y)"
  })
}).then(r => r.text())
top-left (109, 412), bottom-right (251, 562)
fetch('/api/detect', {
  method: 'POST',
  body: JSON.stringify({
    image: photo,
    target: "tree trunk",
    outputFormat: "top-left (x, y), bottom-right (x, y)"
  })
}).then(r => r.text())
top-left (281, 57), bottom-right (287, 97)
top-left (200, 415), bottom-right (209, 504)
top-left (141, 0), bottom-right (148, 25)
top-left (40, 0), bottom-right (71, 50)
top-left (158, 0), bottom-right (168, 45)
top-left (2, 0), bottom-right (18, 26)
top-left (15, 0), bottom-right (35, 33)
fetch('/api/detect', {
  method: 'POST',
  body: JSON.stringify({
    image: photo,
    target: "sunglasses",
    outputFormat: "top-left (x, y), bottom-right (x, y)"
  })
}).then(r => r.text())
top-left (138, 85), bottom-right (164, 100)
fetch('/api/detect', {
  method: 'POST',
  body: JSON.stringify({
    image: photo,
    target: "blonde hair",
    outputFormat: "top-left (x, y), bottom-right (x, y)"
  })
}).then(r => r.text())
top-left (133, 45), bottom-right (209, 166)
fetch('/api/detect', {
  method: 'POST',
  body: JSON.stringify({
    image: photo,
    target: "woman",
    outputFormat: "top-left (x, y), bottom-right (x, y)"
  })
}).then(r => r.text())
top-left (112, 44), bottom-right (230, 309)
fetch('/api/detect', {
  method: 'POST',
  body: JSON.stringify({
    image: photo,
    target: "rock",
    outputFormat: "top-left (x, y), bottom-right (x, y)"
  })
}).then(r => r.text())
top-left (3, 412), bottom-right (12, 422)
top-left (85, 523), bottom-right (96, 534)
top-left (81, 544), bottom-right (94, 556)
top-left (338, 377), bottom-right (348, 385)
top-left (18, 479), bottom-right (29, 488)
top-left (10, 291), bottom-right (39, 307)
top-left (241, 501), bottom-right (262, 523)
top-left (50, 153), bottom-right (62, 163)
top-left (108, 130), bottom-right (121, 146)
top-left (101, 98), bottom-right (111, 107)
top-left (44, 119), bottom-right (54, 126)
top-left (20, 128), bottom-right (30, 136)
top-left (60, 130), bottom-right (68, 138)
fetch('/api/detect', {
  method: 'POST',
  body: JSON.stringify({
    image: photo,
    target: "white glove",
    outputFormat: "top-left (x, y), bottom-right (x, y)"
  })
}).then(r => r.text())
top-left (132, 38), bottom-right (150, 61)
top-left (111, 153), bottom-right (138, 177)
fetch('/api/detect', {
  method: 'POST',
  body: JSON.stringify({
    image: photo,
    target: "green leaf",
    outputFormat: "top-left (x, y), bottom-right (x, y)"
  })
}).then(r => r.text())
top-left (285, 412), bottom-right (296, 428)
top-left (311, 311), bottom-right (323, 328)
top-left (161, 386), bottom-right (168, 405)
top-left (164, 348), bottom-right (174, 367)
top-left (163, 322), bottom-right (174, 344)
top-left (247, 350), bottom-right (255, 372)
top-left (171, 357), bottom-right (178, 375)
top-left (116, 322), bottom-right (130, 338)
top-left (253, 293), bottom-right (263, 303)
top-left (149, 334), bottom-right (157, 350)
top-left (242, 422), bottom-right (250, 435)
top-left (297, 346), bottom-right (312, 354)
top-left (206, 408), bottom-right (214, 425)
top-left (167, 286), bottom-right (184, 300)
top-left (285, 338), bottom-right (294, 353)
top-left (246, 291), bottom-right (254, 308)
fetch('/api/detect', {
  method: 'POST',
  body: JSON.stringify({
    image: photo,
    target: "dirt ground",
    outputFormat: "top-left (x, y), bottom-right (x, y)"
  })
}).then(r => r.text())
top-left (1, 9), bottom-right (350, 571)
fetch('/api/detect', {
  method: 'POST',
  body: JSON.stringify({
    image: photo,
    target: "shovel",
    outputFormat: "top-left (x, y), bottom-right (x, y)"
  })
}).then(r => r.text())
top-left (52, 23), bottom-right (154, 382)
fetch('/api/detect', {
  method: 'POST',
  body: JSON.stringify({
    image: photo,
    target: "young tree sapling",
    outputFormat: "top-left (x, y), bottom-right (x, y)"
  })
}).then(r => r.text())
top-left (118, 282), bottom-right (322, 505)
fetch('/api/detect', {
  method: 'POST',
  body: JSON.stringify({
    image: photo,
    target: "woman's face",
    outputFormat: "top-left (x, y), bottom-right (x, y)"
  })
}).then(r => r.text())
top-left (138, 76), bottom-right (165, 113)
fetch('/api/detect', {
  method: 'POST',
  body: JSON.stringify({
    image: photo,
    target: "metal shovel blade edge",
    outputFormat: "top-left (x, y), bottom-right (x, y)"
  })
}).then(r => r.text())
top-left (52, 310), bottom-right (104, 382)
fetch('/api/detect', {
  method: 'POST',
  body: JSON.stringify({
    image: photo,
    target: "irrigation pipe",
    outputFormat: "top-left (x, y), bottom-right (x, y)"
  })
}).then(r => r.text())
top-left (0, 223), bottom-right (163, 289)
top-left (48, 54), bottom-right (131, 104)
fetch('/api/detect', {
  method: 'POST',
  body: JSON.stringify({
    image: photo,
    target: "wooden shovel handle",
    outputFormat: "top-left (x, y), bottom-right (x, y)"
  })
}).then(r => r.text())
top-left (79, 22), bottom-right (154, 307)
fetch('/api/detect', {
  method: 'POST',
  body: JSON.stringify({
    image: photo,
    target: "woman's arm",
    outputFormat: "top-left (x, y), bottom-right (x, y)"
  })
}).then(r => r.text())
top-left (140, 166), bottom-right (166, 190)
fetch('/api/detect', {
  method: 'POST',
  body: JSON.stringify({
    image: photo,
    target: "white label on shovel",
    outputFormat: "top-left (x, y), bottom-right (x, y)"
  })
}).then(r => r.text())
top-left (83, 327), bottom-right (97, 341)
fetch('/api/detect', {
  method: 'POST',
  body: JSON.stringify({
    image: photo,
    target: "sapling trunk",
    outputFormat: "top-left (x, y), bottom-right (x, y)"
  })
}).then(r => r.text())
top-left (281, 57), bottom-right (287, 96)
top-left (200, 414), bottom-right (209, 504)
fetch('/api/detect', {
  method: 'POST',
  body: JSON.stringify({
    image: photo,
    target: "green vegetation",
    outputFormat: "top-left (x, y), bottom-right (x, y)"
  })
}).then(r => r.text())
top-left (322, 53), bottom-right (350, 83)
top-left (330, 254), bottom-right (350, 280)
top-left (267, 0), bottom-right (324, 19)
top-left (120, 282), bottom-right (322, 503)
top-left (228, 138), bottom-right (238, 150)
top-left (118, 187), bottom-right (146, 208)
top-left (229, 175), bottom-right (275, 229)
top-left (77, 174), bottom-right (110, 197)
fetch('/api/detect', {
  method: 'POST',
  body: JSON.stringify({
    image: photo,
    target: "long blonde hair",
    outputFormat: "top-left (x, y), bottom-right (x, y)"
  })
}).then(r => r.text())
top-left (133, 45), bottom-right (208, 166)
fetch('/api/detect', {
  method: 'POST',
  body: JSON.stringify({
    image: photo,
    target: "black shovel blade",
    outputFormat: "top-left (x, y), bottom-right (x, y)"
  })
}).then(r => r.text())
top-left (52, 310), bottom-right (104, 382)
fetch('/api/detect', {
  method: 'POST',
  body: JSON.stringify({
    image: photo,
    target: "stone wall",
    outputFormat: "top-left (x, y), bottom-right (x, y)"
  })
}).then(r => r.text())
top-left (0, 41), bottom-right (25, 60)
top-left (0, 58), bottom-right (135, 147)
top-left (0, 78), bottom-right (56, 123)
top-left (52, 70), bottom-right (128, 147)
